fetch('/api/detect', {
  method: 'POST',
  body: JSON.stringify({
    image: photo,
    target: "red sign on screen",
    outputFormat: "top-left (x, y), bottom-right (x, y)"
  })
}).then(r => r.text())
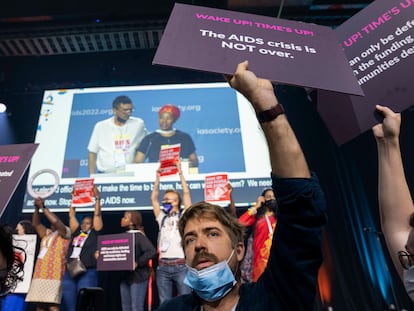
top-left (159, 144), bottom-right (181, 177)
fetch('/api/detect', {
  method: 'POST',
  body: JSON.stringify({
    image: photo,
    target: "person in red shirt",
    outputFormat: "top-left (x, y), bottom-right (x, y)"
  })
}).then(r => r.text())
top-left (239, 188), bottom-right (277, 282)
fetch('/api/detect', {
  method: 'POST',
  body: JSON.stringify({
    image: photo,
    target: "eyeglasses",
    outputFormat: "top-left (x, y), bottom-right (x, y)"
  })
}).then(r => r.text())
top-left (398, 251), bottom-right (414, 270)
top-left (117, 107), bottom-right (134, 113)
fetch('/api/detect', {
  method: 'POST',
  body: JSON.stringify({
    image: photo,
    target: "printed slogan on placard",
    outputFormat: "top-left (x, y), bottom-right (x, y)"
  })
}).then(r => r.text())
top-left (342, 2), bottom-right (414, 86)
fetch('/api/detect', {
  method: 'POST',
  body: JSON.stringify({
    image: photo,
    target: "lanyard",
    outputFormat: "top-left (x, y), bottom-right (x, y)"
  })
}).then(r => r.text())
top-left (41, 230), bottom-right (57, 249)
top-left (72, 231), bottom-right (90, 248)
top-left (265, 214), bottom-right (274, 236)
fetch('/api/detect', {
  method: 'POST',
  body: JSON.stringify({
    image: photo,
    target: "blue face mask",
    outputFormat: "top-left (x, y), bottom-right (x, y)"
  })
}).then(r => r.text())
top-left (162, 202), bottom-right (173, 214)
top-left (183, 249), bottom-right (236, 302)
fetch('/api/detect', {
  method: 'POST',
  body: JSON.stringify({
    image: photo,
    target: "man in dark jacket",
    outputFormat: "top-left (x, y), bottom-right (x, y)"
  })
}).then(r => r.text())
top-left (156, 61), bottom-right (327, 311)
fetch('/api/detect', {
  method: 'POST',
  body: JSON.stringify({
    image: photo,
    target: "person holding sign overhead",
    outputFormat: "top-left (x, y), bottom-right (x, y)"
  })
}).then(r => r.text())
top-left (156, 61), bottom-right (327, 311)
top-left (151, 160), bottom-right (192, 304)
top-left (25, 198), bottom-right (71, 311)
top-left (61, 185), bottom-right (103, 311)
top-left (372, 105), bottom-right (414, 301)
top-left (135, 103), bottom-right (198, 168)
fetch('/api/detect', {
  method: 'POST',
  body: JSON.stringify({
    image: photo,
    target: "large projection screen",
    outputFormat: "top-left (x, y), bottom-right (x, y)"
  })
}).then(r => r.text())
top-left (23, 82), bottom-right (272, 212)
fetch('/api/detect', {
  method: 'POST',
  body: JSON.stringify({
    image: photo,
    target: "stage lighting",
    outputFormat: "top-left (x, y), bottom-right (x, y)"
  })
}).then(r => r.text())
top-left (0, 103), bottom-right (6, 113)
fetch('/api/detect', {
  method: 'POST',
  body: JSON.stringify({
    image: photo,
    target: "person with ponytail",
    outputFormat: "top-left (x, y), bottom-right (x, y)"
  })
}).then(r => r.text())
top-left (119, 211), bottom-right (157, 311)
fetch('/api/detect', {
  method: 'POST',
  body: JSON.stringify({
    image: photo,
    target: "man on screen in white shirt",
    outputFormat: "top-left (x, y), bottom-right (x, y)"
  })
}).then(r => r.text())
top-left (87, 95), bottom-right (147, 175)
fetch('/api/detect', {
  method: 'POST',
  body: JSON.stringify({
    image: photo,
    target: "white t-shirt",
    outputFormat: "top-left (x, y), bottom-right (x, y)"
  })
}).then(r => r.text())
top-left (88, 116), bottom-right (146, 172)
top-left (156, 211), bottom-right (185, 259)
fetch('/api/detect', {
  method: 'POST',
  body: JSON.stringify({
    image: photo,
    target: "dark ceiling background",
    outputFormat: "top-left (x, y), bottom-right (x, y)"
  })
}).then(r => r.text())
top-left (0, 0), bottom-right (373, 58)
top-left (0, 0), bottom-right (375, 106)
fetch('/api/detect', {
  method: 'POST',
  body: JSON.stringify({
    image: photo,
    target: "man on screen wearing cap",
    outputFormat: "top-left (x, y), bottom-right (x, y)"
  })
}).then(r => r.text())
top-left (135, 104), bottom-right (198, 168)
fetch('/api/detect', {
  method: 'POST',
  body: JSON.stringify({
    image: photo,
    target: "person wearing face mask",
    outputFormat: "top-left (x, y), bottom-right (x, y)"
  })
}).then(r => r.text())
top-left (151, 160), bottom-right (192, 305)
top-left (61, 185), bottom-right (103, 311)
top-left (238, 188), bottom-right (277, 282)
top-left (88, 95), bottom-right (147, 175)
top-left (372, 105), bottom-right (414, 301)
top-left (156, 61), bottom-right (327, 311)
top-left (134, 103), bottom-right (198, 168)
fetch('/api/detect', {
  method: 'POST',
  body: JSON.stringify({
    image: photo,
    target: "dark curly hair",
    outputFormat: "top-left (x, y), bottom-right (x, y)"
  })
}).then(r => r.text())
top-left (0, 225), bottom-right (25, 297)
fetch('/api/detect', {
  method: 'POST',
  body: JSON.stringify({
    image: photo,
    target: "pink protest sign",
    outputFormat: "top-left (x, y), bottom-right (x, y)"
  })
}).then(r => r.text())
top-left (317, 0), bottom-right (414, 145)
top-left (153, 3), bottom-right (363, 96)
top-left (97, 233), bottom-right (135, 271)
top-left (0, 144), bottom-right (38, 217)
